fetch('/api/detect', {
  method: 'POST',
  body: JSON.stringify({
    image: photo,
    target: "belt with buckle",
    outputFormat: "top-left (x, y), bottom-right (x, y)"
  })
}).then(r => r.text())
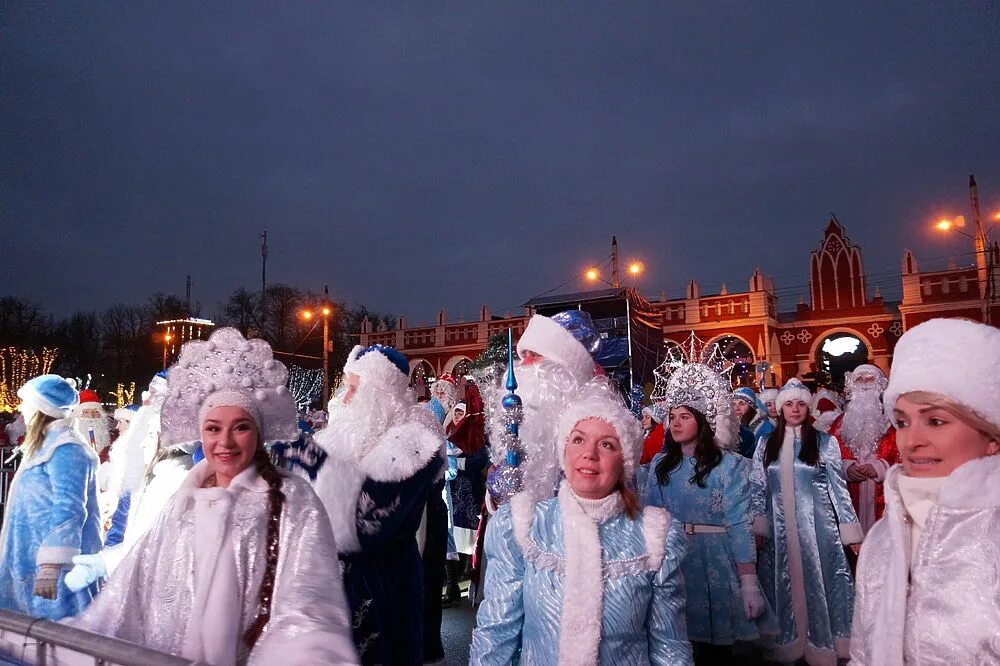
top-left (683, 523), bottom-right (727, 535)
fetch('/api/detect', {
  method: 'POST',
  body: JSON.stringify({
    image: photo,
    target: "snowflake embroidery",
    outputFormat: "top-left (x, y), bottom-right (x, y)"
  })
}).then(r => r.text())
top-left (710, 489), bottom-right (725, 513)
top-left (780, 331), bottom-right (795, 346)
top-left (356, 492), bottom-right (401, 536)
top-left (868, 323), bottom-right (884, 338)
top-left (797, 329), bottom-right (813, 343)
top-left (889, 321), bottom-right (903, 337)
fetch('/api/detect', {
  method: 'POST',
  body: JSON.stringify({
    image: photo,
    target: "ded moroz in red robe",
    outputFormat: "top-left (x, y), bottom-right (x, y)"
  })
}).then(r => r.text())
top-left (829, 414), bottom-right (899, 531)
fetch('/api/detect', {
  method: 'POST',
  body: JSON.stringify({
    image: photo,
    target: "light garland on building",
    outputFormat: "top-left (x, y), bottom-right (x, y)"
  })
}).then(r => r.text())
top-left (0, 347), bottom-right (59, 413)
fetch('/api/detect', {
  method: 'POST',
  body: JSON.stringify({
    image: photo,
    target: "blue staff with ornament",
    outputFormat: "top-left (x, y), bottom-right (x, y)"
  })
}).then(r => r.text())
top-left (486, 328), bottom-right (525, 507)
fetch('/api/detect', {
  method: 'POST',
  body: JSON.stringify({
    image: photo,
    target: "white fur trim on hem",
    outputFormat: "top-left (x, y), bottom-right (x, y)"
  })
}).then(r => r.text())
top-left (641, 506), bottom-right (670, 572)
top-left (839, 522), bottom-right (864, 545)
top-left (556, 490), bottom-right (603, 666)
top-left (779, 430), bottom-right (810, 661)
top-left (752, 515), bottom-right (771, 538)
top-left (36, 545), bottom-right (80, 565)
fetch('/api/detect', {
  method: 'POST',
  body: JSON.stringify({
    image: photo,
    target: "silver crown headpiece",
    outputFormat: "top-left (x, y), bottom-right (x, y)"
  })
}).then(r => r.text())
top-left (160, 327), bottom-right (298, 447)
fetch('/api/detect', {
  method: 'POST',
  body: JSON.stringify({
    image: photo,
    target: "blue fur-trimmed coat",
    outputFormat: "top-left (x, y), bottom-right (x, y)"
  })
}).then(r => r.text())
top-left (0, 420), bottom-right (103, 620)
top-left (471, 486), bottom-right (694, 665)
top-left (315, 417), bottom-right (446, 665)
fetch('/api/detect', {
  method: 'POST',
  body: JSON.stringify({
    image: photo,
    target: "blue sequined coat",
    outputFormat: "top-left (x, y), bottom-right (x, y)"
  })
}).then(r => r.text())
top-left (644, 451), bottom-right (764, 644)
top-left (471, 485), bottom-right (694, 665)
top-left (751, 428), bottom-right (862, 665)
top-left (0, 420), bottom-right (103, 620)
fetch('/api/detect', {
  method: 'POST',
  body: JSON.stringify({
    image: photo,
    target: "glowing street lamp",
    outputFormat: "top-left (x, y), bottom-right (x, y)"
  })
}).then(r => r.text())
top-left (628, 261), bottom-right (644, 276)
top-left (934, 216), bottom-right (973, 240)
top-left (585, 268), bottom-right (601, 282)
top-left (298, 286), bottom-right (334, 405)
top-left (162, 333), bottom-right (172, 369)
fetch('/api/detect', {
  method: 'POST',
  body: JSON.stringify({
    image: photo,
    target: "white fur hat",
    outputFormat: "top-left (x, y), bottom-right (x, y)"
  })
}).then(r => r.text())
top-left (884, 318), bottom-right (1000, 432)
top-left (759, 388), bottom-right (779, 405)
top-left (517, 314), bottom-right (597, 385)
top-left (341, 344), bottom-right (411, 397)
top-left (555, 380), bottom-right (644, 481)
top-left (776, 378), bottom-right (812, 409)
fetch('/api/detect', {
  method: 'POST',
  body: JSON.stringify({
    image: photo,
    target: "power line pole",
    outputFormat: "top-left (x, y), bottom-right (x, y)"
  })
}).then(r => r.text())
top-left (611, 236), bottom-right (620, 288)
top-left (969, 175), bottom-right (994, 324)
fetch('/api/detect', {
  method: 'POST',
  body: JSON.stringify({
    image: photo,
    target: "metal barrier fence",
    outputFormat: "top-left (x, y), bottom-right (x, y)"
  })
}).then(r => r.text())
top-left (0, 446), bottom-right (19, 527)
top-left (0, 609), bottom-right (198, 666)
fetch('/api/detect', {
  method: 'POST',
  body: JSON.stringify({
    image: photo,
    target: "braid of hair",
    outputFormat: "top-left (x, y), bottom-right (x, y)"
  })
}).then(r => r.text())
top-left (242, 444), bottom-right (285, 650)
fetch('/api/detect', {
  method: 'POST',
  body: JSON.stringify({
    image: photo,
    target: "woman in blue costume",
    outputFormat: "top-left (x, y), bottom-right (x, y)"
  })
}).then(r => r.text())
top-left (644, 363), bottom-right (769, 665)
top-left (471, 380), bottom-right (693, 665)
top-left (751, 378), bottom-right (863, 665)
top-left (0, 375), bottom-right (102, 620)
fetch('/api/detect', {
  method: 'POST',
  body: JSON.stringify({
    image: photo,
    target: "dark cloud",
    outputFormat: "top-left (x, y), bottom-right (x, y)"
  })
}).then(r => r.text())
top-left (2, 2), bottom-right (998, 324)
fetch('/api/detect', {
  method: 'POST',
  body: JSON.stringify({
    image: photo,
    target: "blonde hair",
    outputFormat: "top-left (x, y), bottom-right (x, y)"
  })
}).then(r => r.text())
top-left (22, 411), bottom-right (56, 461)
top-left (901, 391), bottom-right (1000, 443)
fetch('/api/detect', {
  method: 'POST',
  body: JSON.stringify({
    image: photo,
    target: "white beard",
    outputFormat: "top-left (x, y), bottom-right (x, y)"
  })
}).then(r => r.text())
top-left (488, 360), bottom-right (579, 501)
top-left (315, 385), bottom-right (397, 464)
top-left (75, 416), bottom-right (111, 454)
top-left (839, 389), bottom-right (890, 460)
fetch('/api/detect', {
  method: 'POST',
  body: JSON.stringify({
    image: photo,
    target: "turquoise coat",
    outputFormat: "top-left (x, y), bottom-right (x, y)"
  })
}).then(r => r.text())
top-left (471, 490), bottom-right (694, 665)
top-left (0, 420), bottom-right (103, 620)
top-left (644, 451), bottom-right (765, 644)
top-left (750, 430), bottom-right (861, 664)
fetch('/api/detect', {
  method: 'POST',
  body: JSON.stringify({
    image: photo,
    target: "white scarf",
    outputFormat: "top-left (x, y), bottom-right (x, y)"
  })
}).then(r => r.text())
top-left (896, 474), bottom-right (945, 571)
top-left (557, 482), bottom-right (624, 666)
top-left (181, 465), bottom-right (252, 666)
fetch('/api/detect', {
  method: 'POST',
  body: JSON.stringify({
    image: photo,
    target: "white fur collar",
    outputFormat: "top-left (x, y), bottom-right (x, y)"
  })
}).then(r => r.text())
top-left (936, 454), bottom-right (1000, 509)
top-left (357, 417), bottom-right (445, 482)
top-left (179, 460), bottom-right (269, 501)
top-left (557, 482), bottom-right (603, 666)
top-left (315, 410), bottom-right (445, 554)
top-left (21, 419), bottom-right (96, 470)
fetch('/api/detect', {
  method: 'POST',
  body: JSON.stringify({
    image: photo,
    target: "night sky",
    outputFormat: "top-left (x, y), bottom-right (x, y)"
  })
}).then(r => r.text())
top-left (3, 2), bottom-right (999, 325)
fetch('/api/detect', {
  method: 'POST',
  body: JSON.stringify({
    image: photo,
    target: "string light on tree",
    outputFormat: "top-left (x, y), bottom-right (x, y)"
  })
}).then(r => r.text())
top-left (287, 365), bottom-right (323, 411)
top-left (113, 382), bottom-right (137, 408)
top-left (0, 347), bottom-right (59, 413)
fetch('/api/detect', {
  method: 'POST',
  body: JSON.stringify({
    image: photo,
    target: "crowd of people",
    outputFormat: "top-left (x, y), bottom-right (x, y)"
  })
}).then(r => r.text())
top-left (0, 312), bottom-right (997, 665)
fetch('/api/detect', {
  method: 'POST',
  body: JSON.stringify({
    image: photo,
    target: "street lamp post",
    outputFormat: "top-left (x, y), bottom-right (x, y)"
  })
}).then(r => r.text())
top-left (934, 214), bottom-right (997, 325)
top-left (299, 286), bottom-right (334, 407)
top-left (162, 333), bottom-right (172, 369)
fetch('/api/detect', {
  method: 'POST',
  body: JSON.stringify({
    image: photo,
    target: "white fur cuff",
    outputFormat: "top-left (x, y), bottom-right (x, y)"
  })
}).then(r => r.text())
top-left (839, 521), bottom-right (864, 545)
top-left (752, 515), bottom-right (771, 538)
top-left (36, 545), bottom-right (80, 566)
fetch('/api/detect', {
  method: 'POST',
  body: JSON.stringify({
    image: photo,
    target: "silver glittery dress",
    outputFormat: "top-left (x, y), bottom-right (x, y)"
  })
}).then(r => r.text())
top-left (851, 455), bottom-right (1000, 665)
top-left (71, 461), bottom-right (358, 665)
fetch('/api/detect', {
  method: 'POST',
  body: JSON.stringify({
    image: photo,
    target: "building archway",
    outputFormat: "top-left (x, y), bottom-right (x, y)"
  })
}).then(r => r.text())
top-left (443, 355), bottom-right (473, 377)
top-left (706, 334), bottom-right (756, 388)
top-left (409, 359), bottom-right (434, 398)
top-left (812, 330), bottom-right (870, 391)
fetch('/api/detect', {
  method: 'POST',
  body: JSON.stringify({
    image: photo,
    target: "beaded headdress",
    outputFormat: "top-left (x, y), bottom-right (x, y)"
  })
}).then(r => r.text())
top-left (651, 332), bottom-right (737, 448)
top-left (160, 327), bottom-right (298, 447)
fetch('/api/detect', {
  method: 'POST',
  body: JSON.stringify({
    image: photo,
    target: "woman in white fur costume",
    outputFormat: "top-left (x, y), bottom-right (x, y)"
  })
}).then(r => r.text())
top-left (470, 380), bottom-right (694, 665)
top-left (851, 318), bottom-right (1000, 665)
top-left (750, 377), bottom-right (863, 665)
top-left (72, 328), bottom-right (358, 665)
